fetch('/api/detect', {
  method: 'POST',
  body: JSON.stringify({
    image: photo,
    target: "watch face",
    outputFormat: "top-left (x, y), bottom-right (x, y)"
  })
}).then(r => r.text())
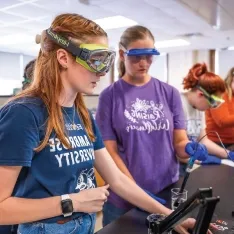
top-left (61, 199), bottom-right (73, 214)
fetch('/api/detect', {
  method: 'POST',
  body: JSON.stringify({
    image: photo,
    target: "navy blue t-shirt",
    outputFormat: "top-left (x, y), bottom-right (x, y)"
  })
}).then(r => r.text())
top-left (0, 97), bottom-right (104, 223)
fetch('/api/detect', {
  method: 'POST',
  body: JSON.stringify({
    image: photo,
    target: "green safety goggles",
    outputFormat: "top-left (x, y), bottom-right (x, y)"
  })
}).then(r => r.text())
top-left (46, 28), bottom-right (116, 74)
top-left (197, 86), bottom-right (225, 108)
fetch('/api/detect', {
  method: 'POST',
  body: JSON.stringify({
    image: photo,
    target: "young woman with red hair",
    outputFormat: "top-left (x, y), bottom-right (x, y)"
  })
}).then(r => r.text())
top-left (179, 63), bottom-right (234, 175)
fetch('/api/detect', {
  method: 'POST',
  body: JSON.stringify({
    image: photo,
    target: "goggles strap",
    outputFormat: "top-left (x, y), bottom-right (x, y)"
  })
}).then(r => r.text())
top-left (45, 28), bottom-right (88, 60)
top-left (23, 77), bottom-right (31, 84)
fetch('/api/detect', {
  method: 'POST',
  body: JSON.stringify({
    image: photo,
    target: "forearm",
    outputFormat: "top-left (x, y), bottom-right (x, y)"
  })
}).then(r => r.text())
top-left (0, 196), bottom-right (62, 225)
top-left (104, 141), bottom-right (135, 181)
top-left (112, 152), bottom-right (135, 181)
top-left (175, 139), bottom-right (190, 159)
top-left (201, 138), bottom-right (228, 158)
top-left (111, 173), bottom-right (171, 216)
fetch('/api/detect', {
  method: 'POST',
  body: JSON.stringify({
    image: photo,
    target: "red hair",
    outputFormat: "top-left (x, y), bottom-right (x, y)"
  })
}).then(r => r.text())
top-left (183, 63), bottom-right (225, 94)
top-left (11, 13), bottom-right (107, 151)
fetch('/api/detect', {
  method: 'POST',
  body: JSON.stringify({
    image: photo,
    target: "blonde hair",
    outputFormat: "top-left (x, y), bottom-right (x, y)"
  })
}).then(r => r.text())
top-left (224, 67), bottom-right (234, 100)
top-left (11, 13), bottom-right (107, 152)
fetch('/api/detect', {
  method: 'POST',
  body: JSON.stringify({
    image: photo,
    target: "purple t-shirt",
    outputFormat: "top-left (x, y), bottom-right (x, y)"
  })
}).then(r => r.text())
top-left (96, 78), bottom-right (185, 209)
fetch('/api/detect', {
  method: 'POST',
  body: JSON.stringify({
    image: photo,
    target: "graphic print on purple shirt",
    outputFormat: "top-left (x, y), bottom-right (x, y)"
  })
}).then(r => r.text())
top-left (96, 78), bottom-right (185, 209)
top-left (124, 98), bottom-right (170, 133)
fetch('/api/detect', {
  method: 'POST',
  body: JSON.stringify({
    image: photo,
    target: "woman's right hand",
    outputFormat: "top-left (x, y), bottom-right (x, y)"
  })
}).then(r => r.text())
top-left (174, 218), bottom-right (214, 234)
top-left (70, 184), bottom-right (110, 213)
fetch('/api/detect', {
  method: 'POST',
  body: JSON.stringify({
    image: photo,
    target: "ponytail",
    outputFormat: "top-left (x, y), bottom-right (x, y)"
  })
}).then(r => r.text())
top-left (118, 59), bottom-right (126, 78)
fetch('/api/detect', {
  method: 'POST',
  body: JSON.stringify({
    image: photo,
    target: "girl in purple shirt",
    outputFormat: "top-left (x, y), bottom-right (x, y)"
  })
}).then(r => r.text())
top-left (96, 25), bottom-right (207, 227)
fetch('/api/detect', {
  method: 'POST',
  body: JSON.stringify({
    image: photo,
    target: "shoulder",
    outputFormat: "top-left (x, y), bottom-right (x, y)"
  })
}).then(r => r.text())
top-left (152, 78), bottom-right (178, 92)
top-left (99, 79), bottom-right (122, 99)
top-left (0, 97), bottom-right (47, 124)
top-left (152, 78), bottom-right (180, 99)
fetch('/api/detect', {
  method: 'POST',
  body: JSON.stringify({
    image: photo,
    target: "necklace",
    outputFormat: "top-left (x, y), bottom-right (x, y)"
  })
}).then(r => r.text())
top-left (62, 106), bottom-right (77, 130)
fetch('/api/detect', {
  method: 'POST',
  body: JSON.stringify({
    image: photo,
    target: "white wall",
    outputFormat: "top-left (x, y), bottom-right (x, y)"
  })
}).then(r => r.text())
top-left (218, 50), bottom-right (234, 79)
top-left (168, 50), bottom-right (210, 91)
top-left (168, 51), bottom-right (193, 91)
top-left (149, 54), bottom-right (167, 82)
top-left (0, 52), bottom-right (35, 95)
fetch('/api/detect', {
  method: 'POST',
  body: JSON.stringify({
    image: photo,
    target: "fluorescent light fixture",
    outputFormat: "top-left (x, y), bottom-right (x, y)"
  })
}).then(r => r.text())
top-left (0, 34), bottom-right (34, 45)
top-left (155, 39), bottom-right (190, 49)
top-left (227, 46), bottom-right (234, 50)
top-left (94, 15), bottom-right (137, 30)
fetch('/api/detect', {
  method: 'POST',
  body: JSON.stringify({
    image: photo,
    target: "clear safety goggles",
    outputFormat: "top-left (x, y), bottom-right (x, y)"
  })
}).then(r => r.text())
top-left (46, 28), bottom-right (116, 74)
top-left (197, 86), bottom-right (225, 108)
top-left (122, 47), bottom-right (160, 64)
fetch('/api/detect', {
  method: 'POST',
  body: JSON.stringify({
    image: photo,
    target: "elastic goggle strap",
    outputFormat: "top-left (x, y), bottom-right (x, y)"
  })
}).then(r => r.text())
top-left (46, 28), bottom-right (91, 60)
top-left (22, 77), bottom-right (31, 84)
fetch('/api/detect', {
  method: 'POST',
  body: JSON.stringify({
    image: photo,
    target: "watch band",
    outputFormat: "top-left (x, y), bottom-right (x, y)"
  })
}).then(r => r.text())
top-left (61, 194), bottom-right (73, 217)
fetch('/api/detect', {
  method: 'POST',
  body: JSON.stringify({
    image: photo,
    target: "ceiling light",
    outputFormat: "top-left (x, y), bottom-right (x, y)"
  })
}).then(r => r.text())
top-left (155, 39), bottom-right (190, 48)
top-left (94, 15), bottom-right (137, 30)
top-left (227, 46), bottom-right (234, 50)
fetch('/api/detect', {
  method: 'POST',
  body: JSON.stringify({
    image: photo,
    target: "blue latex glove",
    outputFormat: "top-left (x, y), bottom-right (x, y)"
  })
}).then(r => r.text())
top-left (144, 190), bottom-right (166, 205)
top-left (185, 141), bottom-right (208, 161)
top-left (201, 154), bottom-right (221, 165)
top-left (228, 151), bottom-right (234, 161)
top-left (137, 189), bottom-right (166, 212)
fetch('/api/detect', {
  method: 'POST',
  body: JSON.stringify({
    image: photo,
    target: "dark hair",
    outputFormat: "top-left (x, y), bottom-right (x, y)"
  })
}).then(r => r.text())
top-left (224, 67), bottom-right (234, 100)
top-left (183, 63), bottom-right (225, 94)
top-left (22, 59), bottom-right (36, 90)
top-left (118, 25), bottom-right (154, 77)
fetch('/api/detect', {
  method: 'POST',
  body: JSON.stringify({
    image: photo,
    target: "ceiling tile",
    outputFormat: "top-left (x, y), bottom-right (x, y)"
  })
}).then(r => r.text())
top-left (217, 0), bottom-right (234, 20)
top-left (0, 11), bottom-right (25, 23)
top-left (0, 0), bottom-right (19, 9)
top-left (144, 0), bottom-right (179, 8)
top-left (6, 3), bottom-right (51, 18)
top-left (32, 0), bottom-right (115, 20)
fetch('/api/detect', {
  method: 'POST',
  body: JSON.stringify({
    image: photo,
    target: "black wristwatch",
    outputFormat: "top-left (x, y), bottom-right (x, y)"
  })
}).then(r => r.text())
top-left (61, 194), bottom-right (74, 217)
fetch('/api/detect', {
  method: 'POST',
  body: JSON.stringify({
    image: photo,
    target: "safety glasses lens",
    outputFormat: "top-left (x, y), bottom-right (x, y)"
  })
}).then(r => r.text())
top-left (88, 50), bottom-right (115, 72)
top-left (126, 55), bottom-right (154, 64)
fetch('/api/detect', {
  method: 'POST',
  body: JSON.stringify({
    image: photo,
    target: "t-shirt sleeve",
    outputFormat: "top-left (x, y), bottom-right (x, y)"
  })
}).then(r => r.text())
top-left (0, 103), bottom-right (40, 166)
top-left (171, 88), bottom-right (186, 129)
top-left (89, 111), bottom-right (105, 151)
top-left (95, 88), bottom-right (117, 141)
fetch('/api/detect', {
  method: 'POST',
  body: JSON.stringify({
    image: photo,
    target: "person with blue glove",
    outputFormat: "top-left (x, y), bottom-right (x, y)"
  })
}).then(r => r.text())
top-left (96, 26), bottom-right (211, 227)
top-left (179, 63), bottom-right (233, 176)
top-left (201, 155), bottom-right (221, 165)
top-left (185, 141), bottom-right (208, 161)
top-left (201, 151), bottom-right (234, 165)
